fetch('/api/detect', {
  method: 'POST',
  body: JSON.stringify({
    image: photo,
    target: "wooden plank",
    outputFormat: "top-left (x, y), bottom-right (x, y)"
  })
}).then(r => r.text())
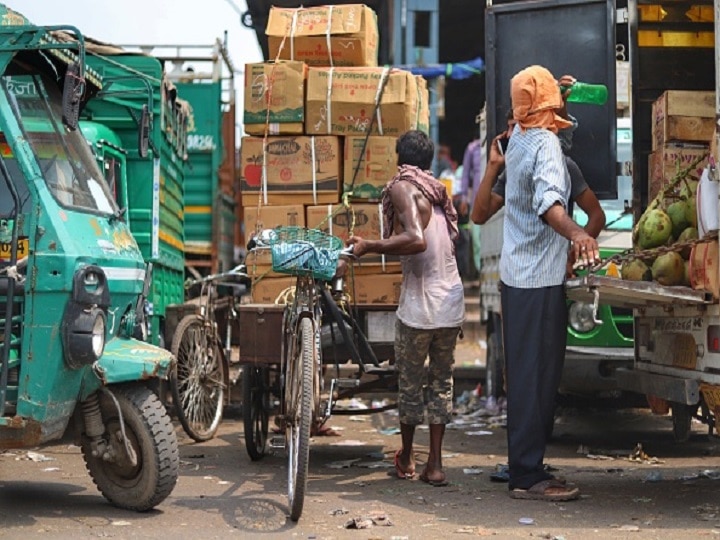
top-left (664, 90), bottom-right (715, 117)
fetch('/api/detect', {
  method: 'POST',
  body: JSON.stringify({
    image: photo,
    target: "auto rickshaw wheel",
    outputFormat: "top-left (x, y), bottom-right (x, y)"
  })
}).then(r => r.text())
top-left (170, 314), bottom-right (227, 442)
top-left (81, 386), bottom-right (179, 511)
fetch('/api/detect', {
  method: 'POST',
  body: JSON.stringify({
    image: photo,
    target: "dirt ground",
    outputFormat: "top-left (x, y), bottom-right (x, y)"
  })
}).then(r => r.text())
top-left (2, 390), bottom-right (720, 540)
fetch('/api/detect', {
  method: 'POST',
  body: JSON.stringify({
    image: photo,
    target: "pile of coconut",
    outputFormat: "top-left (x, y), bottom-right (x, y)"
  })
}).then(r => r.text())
top-left (621, 165), bottom-right (703, 287)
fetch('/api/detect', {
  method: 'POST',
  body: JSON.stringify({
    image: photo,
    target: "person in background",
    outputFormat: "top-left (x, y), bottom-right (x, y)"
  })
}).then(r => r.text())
top-left (488, 65), bottom-right (599, 502)
top-left (347, 130), bottom-right (464, 487)
top-left (460, 136), bottom-right (486, 279)
top-left (438, 143), bottom-right (472, 279)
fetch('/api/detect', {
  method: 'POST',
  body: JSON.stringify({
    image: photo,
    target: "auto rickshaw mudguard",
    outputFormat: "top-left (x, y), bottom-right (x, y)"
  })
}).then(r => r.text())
top-left (80, 338), bottom-right (174, 400)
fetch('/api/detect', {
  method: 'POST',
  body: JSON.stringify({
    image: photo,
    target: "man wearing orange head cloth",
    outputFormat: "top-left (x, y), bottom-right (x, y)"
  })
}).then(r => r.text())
top-left (500, 65), bottom-right (599, 502)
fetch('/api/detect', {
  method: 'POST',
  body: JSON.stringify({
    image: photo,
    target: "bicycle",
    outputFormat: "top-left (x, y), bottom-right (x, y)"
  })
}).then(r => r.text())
top-left (168, 266), bottom-right (247, 442)
top-left (243, 226), bottom-right (397, 521)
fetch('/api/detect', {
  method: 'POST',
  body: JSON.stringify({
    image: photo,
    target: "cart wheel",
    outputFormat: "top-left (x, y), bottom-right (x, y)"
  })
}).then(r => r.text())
top-left (287, 317), bottom-right (314, 522)
top-left (243, 365), bottom-right (270, 461)
top-left (486, 323), bottom-right (505, 400)
top-left (171, 314), bottom-right (227, 442)
top-left (81, 386), bottom-right (179, 511)
top-left (671, 402), bottom-right (697, 442)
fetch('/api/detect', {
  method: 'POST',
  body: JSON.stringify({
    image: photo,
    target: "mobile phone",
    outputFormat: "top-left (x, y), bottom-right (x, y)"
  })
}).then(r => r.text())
top-left (497, 136), bottom-right (509, 156)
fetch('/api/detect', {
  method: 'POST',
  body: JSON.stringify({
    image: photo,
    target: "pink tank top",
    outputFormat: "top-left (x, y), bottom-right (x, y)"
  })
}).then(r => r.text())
top-left (397, 205), bottom-right (465, 329)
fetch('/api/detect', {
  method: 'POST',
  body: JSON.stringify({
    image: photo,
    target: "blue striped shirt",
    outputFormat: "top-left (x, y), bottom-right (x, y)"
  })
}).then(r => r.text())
top-left (500, 124), bottom-right (571, 288)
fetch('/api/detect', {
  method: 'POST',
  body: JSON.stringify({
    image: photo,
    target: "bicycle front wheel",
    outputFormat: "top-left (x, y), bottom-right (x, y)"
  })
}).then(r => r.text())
top-left (287, 317), bottom-right (315, 522)
top-left (170, 314), bottom-right (227, 442)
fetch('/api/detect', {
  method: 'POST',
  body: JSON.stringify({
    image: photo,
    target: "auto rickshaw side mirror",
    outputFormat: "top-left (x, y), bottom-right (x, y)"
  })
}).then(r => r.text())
top-left (62, 62), bottom-right (85, 131)
top-left (138, 104), bottom-right (151, 158)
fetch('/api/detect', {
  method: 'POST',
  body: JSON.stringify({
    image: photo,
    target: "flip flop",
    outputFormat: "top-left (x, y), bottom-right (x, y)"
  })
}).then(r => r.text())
top-left (394, 450), bottom-right (415, 480)
top-left (419, 470), bottom-right (449, 487)
top-left (509, 479), bottom-right (580, 501)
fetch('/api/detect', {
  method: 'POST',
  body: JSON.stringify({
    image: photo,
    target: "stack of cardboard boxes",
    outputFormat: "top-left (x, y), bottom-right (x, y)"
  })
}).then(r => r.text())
top-left (241, 4), bottom-right (429, 305)
top-left (648, 90), bottom-right (713, 200)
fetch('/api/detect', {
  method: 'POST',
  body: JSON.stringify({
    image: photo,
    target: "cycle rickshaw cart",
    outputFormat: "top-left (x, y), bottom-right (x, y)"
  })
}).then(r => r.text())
top-left (238, 226), bottom-right (398, 521)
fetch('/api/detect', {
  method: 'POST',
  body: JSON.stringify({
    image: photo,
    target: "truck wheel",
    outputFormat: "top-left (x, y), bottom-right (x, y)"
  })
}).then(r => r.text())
top-left (671, 402), bottom-right (697, 442)
top-left (486, 326), bottom-right (505, 399)
top-left (81, 386), bottom-right (179, 511)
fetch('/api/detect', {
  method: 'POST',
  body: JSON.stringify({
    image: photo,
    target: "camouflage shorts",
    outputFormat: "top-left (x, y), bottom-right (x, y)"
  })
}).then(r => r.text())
top-left (394, 318), bottom-right (461, 425)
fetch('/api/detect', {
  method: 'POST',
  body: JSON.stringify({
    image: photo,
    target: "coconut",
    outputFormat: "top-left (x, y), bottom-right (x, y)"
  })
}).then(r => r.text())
top-left (621, 259), bottom-right (652, 281)
top-left (666, 200), bottom-right (691, 239)
top-left (683, 260), bottom-right (691, 286)
top-left (685, 196), bottom-right (698, 227)
top-left (637, 209), bottom-right (673, 249)
top-left (676, 226), bottom-right (698, 259)
top-left (651, 251), bottom-right (685, 286)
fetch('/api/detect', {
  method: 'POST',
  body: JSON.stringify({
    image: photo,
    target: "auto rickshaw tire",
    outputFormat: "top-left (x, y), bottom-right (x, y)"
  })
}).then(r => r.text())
top-left (170, 314), bottom-right (226, 442)
top-left (81, 386), bottom-right (179, 511)
top-left (671, 402), bottom-right (697, 442)
top-left (242, 365), bottom-right (270, 461)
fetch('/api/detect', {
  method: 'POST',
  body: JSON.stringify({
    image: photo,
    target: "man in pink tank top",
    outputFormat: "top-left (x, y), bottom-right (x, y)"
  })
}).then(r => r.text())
top-left (348, 130), bottom-right (465, 486)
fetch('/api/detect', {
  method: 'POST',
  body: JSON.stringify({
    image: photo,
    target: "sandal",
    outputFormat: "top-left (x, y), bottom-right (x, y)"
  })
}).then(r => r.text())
top-left (394, 450), bottom-right (415, 480)
top-left (419, 469), bottom-right (449, 487)
top-left (510, 479), bottom-right (580, 501)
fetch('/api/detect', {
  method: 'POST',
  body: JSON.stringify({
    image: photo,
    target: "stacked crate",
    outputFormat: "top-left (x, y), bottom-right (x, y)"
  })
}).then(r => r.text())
top-left (647, 90), bottom-right (713, 200)
top-left (240, 4), bottom-right (429, 305)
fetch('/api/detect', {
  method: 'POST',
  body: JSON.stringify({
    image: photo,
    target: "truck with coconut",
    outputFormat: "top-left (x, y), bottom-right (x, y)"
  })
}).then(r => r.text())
top-left (556, 0), bottom-right (720, 441)
top-left (481, 0), bottom-right (635, 403)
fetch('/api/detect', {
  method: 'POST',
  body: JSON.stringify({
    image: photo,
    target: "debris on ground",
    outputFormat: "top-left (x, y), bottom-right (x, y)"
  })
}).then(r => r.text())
top-left (463, 467), bottom-right (483, 475)
top-left (644, 471), bottom-right (663, 483)
top-left (344, 513), bottom-right (393, 529)
top-left (329, 508), bottom-right (349, 516)
top-left (519, 517), bottom-right (535, 526)
top-left (378, 426), bottom-right (401, 435)
top-left (18, 451), bottom-right (55, 462)
top-left (692, 503), bottom-right (720, 521)
top-left (326, 458), bottom-right (361, 469)
top-left (629, 443), bottom-right (665, 464)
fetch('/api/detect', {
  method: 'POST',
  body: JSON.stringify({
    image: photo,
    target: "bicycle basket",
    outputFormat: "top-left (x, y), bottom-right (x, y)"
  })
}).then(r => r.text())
top-left (268, 226), bottom-right (343, 280)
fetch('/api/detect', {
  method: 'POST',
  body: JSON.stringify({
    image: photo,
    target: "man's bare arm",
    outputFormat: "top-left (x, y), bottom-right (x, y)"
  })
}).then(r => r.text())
top-left (574, 188), bottom-right (606, 239)
top-left (543, 203), bottom-right (599, 266)
top-left (349, 183), bottom-right (427, 257)
top-left (472, 134), bottom-right (506, 224)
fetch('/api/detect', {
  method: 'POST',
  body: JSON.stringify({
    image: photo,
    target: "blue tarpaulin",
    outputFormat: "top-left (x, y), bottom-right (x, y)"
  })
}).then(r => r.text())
top-left (397, 57), bottom-right (485, 80)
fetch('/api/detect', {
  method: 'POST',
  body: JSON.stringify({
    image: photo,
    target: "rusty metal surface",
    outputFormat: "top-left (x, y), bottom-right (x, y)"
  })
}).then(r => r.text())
top-left (0, 417), bottom-right (42, 449)
top-left (566, 275), bottom-right (712, 309)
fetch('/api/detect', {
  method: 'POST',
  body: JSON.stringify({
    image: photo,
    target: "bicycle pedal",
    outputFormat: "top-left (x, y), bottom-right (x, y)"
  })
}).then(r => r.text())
top-left (269, 435), bottom-right (286, 449)
top-left (332, 377), bottom-right (360, 389)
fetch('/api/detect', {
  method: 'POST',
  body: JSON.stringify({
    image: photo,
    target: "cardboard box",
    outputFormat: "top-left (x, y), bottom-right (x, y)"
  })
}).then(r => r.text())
top-left (416, 75), bottom-right (430, 135)
top-left (306, 67), bottom-right (422, 136)
top-left (251, 276), bottom-right (296, 304)
top-left (346, 260), bottom-right (402, 275)
top-left (690, 240), bottom-right (719, 300)
top-left (306, 203), bottom-right (400, 264)
top-left (244, 61), bottom-right (306, 136)
top-left (652, 90), bottom-right (715, 150)
top-left (348, 273), bottom-right (402, 305)
top-left (343, 136), bottom-right (397, 199)
top-left (240, 136), bottom-right (342, 206)
top-left (266, 4), bottom-right (378, 67)
top-left (647, 144), bottom-right (709, 200)
top-left (243, 204), bottom-right (306, 277)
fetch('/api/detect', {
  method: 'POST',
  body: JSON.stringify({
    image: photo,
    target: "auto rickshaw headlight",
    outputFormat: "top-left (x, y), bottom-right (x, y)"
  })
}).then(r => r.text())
top-left (62, 265), bottom-right (111, 369)
top-left (568, 302), bottom-right (597, 333)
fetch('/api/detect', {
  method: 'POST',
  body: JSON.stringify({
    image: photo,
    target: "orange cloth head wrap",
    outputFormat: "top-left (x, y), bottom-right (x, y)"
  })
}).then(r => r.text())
top-left (511, 65), bottom-right (573, 134)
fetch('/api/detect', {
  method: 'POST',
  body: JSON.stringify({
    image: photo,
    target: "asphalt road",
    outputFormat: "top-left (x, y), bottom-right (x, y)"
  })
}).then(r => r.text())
top-left (2, 397), bottom-right (720, 540)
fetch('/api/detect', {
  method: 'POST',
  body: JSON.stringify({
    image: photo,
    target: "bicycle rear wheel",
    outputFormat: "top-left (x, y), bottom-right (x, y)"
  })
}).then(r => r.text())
top-left (170, 314), bottom-right (227, 442)
top-left (242, 365), bottom-right (270, 460)
top-left (287, 317), bottom-right (314, 521)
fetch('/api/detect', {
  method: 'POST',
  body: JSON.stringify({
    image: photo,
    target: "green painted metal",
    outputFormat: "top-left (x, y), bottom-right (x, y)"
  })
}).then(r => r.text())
top-left (0, 4), bottom-right (175, 447)
top-left (178, 82), bottom-right (222, 257)
top-left (81, 52), bottom-right (188, 345)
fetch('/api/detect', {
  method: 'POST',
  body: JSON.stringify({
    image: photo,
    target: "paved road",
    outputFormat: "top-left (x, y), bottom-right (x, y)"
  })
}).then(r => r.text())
top-left (2, 401), bottom-right (720, 539)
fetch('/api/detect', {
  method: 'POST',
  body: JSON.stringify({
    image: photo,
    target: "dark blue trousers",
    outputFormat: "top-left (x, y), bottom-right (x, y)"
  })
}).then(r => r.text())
top-left (500, 282), bottom-right (567, 490)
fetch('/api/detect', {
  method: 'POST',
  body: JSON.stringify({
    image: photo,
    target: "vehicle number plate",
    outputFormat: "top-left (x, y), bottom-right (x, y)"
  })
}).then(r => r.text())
top-left (0, 237), bottom-right (28, 262)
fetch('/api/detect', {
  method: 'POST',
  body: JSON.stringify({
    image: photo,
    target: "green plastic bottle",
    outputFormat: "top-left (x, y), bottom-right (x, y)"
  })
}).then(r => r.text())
top-left (562, 81), bottom-right (608, 105)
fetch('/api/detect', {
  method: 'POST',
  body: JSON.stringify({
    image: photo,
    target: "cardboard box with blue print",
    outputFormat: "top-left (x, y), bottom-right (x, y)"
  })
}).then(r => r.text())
top-left (266, 4), bottom-right (379, 67)
top-left (243, 61), bottom-right (306, 136)
top-left (240, 135), bottom-right (341, 206)
top-left (343, 136), bottom-right (397, 200)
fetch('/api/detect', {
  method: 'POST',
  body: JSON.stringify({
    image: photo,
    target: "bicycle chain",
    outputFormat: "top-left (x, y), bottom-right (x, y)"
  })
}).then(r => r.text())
top-left (577, 230), bottom-right (719, 274)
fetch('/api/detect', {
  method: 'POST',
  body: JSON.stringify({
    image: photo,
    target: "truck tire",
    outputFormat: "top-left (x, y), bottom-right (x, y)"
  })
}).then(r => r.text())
top-left (671, 402), bottom-right (697, 442)
top-left (82, 386), bottom-right (179, 511)
top-left (486, 324), bottom-right (505, 400)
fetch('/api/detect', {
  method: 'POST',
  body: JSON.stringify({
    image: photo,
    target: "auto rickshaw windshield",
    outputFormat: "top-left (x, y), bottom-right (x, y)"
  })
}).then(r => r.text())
top-left (0, 72), bottom-right (117, 215)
